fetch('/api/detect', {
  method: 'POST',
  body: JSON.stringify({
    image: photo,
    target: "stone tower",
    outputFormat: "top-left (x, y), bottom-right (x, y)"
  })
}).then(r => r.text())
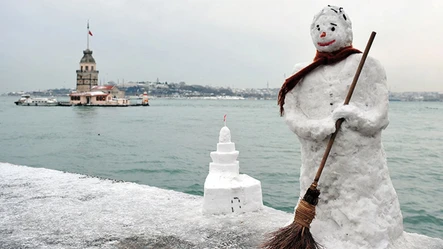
top-left (76, 49), bottom-right (99, 92)
top-left (76, 21), bottom-right (99, 92)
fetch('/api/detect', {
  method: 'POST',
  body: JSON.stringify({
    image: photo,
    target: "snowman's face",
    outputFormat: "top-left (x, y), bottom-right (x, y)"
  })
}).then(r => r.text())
top-left (311, 15), bottom-right (352, 52)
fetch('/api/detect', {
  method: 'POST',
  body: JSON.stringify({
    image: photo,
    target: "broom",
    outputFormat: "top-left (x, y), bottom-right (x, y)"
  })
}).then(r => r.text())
top-left (261, 31), bottom-right (377, 249)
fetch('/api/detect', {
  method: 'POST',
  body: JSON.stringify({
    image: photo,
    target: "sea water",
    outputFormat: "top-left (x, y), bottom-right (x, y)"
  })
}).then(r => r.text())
top-left (0, 96), bottom-right (442, 239)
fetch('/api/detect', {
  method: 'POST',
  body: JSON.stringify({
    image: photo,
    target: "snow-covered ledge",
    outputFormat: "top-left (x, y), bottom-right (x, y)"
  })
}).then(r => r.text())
top-left (203, 125), bottom-right (263, 214)
top-left (1, 163), bottom-right (442, 248)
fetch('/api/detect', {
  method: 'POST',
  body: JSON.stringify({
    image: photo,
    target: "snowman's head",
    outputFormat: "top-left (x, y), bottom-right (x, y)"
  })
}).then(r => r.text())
top-left (310, 5), bottom-right (353, 52)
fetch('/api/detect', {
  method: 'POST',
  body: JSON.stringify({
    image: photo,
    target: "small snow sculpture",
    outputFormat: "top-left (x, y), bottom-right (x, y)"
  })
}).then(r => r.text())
top-left (203, 123), bottom-right (263, 215)
top-left (278, 5), bottom-right (404, 249)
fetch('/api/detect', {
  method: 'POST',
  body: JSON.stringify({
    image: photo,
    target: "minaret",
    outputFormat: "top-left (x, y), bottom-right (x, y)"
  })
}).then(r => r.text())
top-left (203, 116), bottom-right (263, 214)
top-left (76, 21), bottom-right (99, 92)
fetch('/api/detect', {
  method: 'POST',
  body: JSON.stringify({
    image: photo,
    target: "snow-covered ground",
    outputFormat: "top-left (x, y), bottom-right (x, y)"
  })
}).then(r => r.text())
top-left (1, 163), bottom-right (442, 249)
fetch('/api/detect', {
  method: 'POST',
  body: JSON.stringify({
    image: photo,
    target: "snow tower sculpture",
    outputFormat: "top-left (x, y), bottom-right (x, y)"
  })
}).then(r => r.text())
top-left (277, 5), bottom-right (403, 249)
top-left (203, 123), bottom-right (263, 214)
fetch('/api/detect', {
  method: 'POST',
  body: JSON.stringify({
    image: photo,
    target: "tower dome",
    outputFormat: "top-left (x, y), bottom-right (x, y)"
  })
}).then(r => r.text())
top-left (80, 49), bottom-right (96, 64)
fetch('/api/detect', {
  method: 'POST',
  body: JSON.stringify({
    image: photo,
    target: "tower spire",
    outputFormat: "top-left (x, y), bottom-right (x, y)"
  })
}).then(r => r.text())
top-left (87, 20), bottom-right (93, 49)
top-left (87, 20), bottom-right (89, 50)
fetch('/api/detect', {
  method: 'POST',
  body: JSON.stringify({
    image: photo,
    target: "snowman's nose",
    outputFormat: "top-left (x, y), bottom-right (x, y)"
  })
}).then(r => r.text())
top-left (320, 32), bottom-right (326, 38)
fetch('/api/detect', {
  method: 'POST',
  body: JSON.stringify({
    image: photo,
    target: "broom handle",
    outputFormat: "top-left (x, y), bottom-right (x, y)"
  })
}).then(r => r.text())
top-left (313, 31), bottom-right (377, 185)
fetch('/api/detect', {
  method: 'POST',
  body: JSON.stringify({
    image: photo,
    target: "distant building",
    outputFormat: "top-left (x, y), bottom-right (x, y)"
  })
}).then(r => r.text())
top-left (76, 49), bottom-right (99, 92)
top-left (68, 22), bottom-right (132, 106)
top-left (70, 85), bottom-right (128, 106)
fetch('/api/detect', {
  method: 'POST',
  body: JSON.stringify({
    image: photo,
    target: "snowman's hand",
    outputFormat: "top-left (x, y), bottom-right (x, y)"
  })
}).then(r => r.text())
top-left (332, 104), bottom-right (363, 130)
top-left (332, 104), bottom-right (361, 122)
top-left (332, 103), bottom-right (388, 134)
top-left (310, 116), bottom-right (336, 141)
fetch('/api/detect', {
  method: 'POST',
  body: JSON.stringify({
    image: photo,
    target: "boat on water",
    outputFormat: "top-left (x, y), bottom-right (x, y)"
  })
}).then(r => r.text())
top-left (14, 94), bottom-right (58, 106)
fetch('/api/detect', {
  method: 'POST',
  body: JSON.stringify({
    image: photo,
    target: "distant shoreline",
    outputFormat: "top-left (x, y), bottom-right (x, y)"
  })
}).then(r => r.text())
top-left (3, 87), bottom-right (443, 102)
top-left (2, 95), bottom-right (443, 102)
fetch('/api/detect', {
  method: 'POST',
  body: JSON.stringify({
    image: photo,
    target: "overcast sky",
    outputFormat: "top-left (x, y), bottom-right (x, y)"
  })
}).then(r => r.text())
top-left (1, 0), bottom-right (442, 93)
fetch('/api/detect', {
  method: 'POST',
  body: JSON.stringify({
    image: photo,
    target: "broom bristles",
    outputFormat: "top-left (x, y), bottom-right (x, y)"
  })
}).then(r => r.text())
top-left (261, 222), bottom-right (321, 249)
top-left (261, 185), bottom-right (321, 249)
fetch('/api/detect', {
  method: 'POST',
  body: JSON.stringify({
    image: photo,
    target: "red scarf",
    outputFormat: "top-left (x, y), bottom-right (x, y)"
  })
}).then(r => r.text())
top-left (278, 46), bottom-right (361, 116)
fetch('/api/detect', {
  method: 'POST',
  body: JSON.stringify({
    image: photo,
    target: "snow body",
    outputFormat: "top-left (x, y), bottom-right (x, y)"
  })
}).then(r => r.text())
top-left (283, 6), bottom-right (404, 248)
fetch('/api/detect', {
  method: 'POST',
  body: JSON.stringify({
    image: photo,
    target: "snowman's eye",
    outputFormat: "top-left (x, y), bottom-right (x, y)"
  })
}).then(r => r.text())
top-left (317, 27), bottom-right (320, 31)
top-left (331, 27), bottom-right (336, 31)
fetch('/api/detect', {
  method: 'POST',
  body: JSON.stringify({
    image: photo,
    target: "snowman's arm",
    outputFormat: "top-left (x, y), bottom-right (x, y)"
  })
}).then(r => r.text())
top-left (284, 91), bottom-right (336, 141)
top-left (334, 57), bottom-right (389, 135)
top-left (283, 62), bottom-right (336, 141)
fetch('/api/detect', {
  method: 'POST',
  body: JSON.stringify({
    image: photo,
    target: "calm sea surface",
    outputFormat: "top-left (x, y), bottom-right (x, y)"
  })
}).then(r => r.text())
top-left (0, 96), bottom-right (442, 239)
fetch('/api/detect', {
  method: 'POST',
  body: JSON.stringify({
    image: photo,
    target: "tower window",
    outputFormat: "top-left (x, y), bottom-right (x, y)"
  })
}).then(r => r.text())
top-left (81, 66), bottom-right (83, 71)
top-left (91, 66), bottom-right (94, 71)
top-left (85, 66), bottom-right (89, 71)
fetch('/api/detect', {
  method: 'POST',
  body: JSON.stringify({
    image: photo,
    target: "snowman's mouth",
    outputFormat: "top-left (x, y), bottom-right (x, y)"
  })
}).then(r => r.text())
top-left (318, 40), bottom-right (336, 46)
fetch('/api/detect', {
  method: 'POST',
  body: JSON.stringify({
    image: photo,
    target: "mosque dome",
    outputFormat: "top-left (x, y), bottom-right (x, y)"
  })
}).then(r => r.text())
top-left (80, 49), bottom-right (96, 64)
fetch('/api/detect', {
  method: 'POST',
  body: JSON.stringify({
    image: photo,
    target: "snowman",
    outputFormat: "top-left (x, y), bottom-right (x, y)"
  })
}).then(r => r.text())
top-left (280, 6), bottom-right (404, 248)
